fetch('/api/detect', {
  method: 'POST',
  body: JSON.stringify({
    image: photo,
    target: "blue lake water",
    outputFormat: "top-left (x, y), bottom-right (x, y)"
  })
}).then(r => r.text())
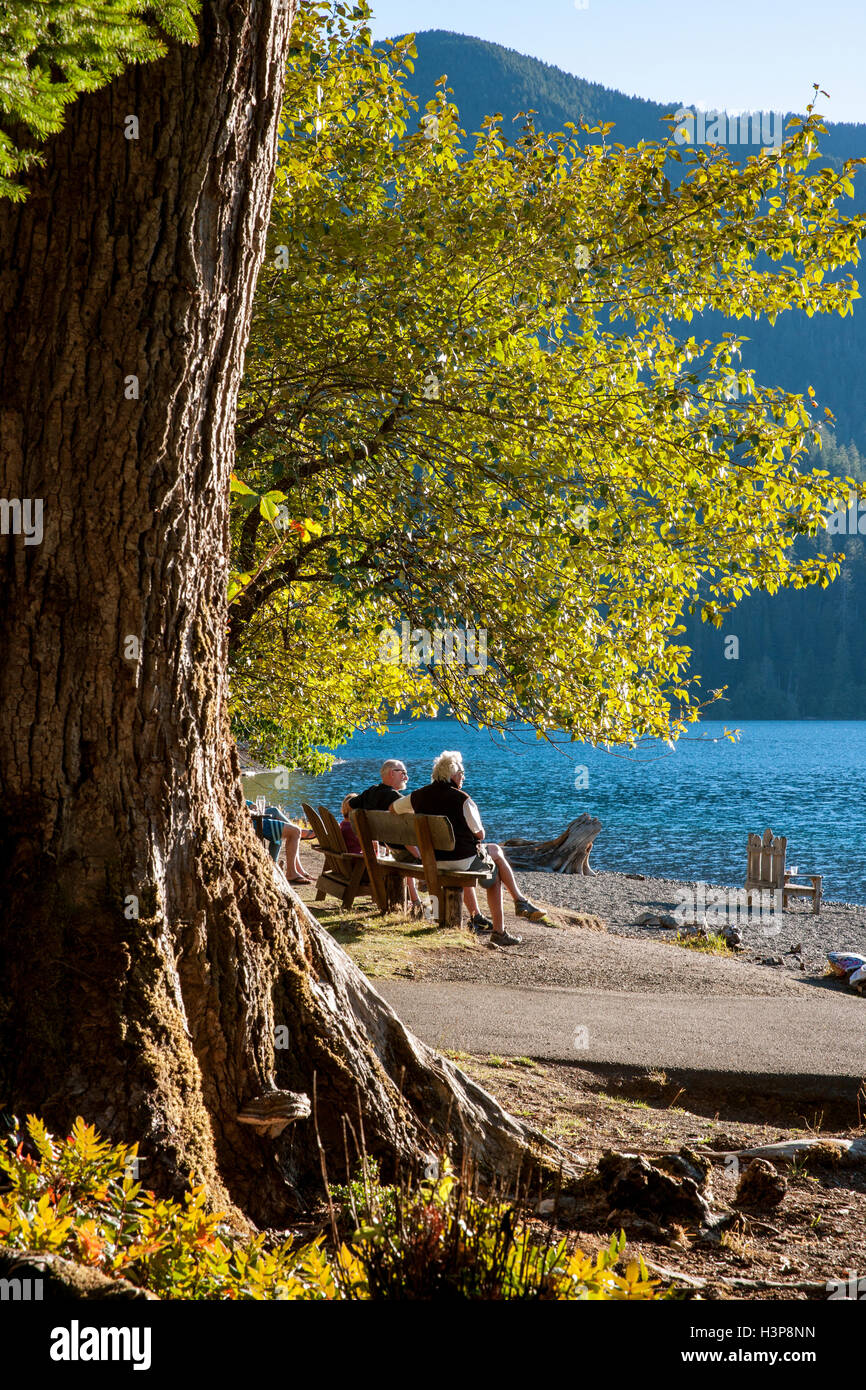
top-left (243, 720), bottom-right (866, 904)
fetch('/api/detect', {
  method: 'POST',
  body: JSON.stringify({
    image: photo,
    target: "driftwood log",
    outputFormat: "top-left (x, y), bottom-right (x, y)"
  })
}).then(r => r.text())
top-left (502, 814), bottom-right (602, 875)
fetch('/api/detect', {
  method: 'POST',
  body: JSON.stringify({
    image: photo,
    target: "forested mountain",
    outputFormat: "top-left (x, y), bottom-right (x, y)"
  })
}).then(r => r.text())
top-left (679, 437), bottom-right (866, 720)
top-left (406, 31), bottom-right (866, 452)
top-left (402, 31), bottom-right (866, 719)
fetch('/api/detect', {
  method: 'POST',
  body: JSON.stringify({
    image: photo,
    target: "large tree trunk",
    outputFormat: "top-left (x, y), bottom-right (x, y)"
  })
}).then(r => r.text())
top-left (0, 1), bottom-right (562, 1227)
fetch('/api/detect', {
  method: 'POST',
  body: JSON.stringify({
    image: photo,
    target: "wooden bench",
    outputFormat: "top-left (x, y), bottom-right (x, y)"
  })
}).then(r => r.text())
top-left (301, 802), bottom-right (375, 910)
top-left (746, 828), bottom-right (822, 915)
top-left (352, 808), bottom-right (490, 927)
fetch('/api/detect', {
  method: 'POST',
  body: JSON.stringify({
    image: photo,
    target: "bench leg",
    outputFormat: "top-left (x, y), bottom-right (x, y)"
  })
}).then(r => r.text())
top-left (383, 871), bottom-right (408, 914)
top-left (441, 886), bottom-right (463, 928)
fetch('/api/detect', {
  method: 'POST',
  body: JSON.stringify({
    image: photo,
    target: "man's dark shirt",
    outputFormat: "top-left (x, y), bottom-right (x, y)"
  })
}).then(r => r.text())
top-left (348, 783), bottom-right (416, 858)
top-left (349, 784), bottom-right (401, 811)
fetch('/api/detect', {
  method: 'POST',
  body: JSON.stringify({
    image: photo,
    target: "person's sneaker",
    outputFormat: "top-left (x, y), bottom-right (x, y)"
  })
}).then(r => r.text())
top-left (489, 929), bottom-right (522, 947)
top-left (514, 897), bottom-right (547, 921)
top-left (468, 913), bottom-right (493, 934)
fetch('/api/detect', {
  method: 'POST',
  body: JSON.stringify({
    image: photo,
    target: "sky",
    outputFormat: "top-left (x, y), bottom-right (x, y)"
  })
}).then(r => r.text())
top-left (369, 0), bottom-right (866, 124)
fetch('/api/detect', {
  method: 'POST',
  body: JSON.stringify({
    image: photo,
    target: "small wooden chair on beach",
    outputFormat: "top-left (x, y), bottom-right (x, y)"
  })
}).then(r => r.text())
top-left (352, 808), bottom-right (489, 927)
top-left (300, 802), bottom-right (373, 910)
top-left (745, 828), bottom-right (822, 915)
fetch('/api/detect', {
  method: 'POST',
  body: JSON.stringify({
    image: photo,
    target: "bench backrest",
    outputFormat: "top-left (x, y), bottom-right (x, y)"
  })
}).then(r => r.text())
top-left (353, 809), bottom-right (455, 852)
top-left (746, 828), bottom-right (787, 889)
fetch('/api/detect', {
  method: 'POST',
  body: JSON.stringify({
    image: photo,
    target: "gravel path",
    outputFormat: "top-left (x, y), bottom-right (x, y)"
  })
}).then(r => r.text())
top-left (297, 839), bottom-right (865, 998)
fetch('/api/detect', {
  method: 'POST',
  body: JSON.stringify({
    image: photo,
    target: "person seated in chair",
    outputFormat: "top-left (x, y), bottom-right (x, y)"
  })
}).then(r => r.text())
top-left (348, 761), bottom-right (423, 909)
top-left (340, 793), bottom-right (380, 858)
top-left (246, 800), bottom-right (312, 884)
top-left (389, 750), bottom-right (547, 945)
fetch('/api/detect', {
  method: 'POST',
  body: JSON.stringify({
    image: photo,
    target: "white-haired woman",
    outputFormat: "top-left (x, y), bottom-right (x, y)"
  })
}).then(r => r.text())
top-left (389, 750), bottom-right (547, 945)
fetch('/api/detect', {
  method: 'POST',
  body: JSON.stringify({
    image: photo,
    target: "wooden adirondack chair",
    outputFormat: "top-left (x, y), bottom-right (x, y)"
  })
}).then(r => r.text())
top-left (352, 808), bottom-right (489, 926)
top-left (746, 828), bottom-right (822, 915)
top-left (300, 802), bottom-right (373, 909)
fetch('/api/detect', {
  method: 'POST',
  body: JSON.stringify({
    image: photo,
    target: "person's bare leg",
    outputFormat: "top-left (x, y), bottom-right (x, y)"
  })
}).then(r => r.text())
top-left (486, 883), bottom-right (504, 934)
top-left (485, 843), bottom-right (521, 900)
top-left (281, 824), bottom-right (310, 881)
top-left (399, 847), bottom-right (422, 905)
top-left (464, 887), bottom-right (481, 916)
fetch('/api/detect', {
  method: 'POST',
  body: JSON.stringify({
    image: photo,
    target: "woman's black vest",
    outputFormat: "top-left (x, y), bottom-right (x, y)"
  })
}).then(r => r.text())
top-left (410, 781), bottom-right (478, 860)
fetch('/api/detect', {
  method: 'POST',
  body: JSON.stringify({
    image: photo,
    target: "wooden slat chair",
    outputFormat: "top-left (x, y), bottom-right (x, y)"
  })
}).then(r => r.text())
top-left (353, 808), bottom-right (489, 927)
top-left (746, 828), bottom-right (822, 915)
top-left (300, 801), bottom-right (372, 909)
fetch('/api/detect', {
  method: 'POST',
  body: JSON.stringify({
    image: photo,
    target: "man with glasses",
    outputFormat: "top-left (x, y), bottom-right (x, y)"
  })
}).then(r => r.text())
top-left (347, 761), bottom-right (424, 910)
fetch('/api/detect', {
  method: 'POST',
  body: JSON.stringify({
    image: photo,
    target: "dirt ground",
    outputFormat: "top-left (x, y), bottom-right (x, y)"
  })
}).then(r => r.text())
top-left (445, 1053), bottom-right (866, 1300)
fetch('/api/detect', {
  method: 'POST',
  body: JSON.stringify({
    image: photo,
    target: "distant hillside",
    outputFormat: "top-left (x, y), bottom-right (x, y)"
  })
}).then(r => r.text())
top-left (408, 28), bottom-right (674, 149)
top-left (404, 30), bottom-right (866, 452)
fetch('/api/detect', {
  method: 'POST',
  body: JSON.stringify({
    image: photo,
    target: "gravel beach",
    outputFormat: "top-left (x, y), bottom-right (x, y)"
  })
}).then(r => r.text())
top-left (516, 869), bottom-right (866, 974)
top-left (403, 868), bottom-right (866, 997)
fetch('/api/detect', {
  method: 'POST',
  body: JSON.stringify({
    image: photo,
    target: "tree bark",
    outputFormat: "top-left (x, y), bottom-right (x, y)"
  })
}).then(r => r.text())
top-left (502, 815), bottom-right (603, 875)
top-left (0, 1), bottom-right (565, 1227)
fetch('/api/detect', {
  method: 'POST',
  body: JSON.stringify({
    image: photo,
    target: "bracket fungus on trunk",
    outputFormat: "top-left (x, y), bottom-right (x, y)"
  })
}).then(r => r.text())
top-left (237, 1090), bottom-right (312, 1139)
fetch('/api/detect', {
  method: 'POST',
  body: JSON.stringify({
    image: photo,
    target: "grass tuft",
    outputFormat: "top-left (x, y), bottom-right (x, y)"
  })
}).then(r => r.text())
top-left (671, 930), bottom-right (733, 955)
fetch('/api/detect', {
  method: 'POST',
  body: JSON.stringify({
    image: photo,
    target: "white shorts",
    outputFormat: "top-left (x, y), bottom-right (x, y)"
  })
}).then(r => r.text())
top-left (437, 847), bottom-right (499, 889)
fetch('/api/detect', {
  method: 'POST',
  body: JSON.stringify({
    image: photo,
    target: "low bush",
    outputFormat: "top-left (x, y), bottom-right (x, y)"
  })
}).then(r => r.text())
top-left (0, 1116), bottom-right (662, 1300)
top-left (333, 1156), bottom-right (661, 1299)
top-left (0, 1115), bottom-right (339, 1299)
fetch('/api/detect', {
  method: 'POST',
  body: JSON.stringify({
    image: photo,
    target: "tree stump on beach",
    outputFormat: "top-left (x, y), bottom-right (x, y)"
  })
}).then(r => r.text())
top-left (502, 813), bottom-right (602, 875)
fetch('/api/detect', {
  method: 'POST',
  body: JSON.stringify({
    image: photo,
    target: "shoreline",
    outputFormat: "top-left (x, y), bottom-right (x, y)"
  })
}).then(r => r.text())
top-left (515, 868), bottom-right (866, 977)
top-left (295, 839), bottom-right (865, 993)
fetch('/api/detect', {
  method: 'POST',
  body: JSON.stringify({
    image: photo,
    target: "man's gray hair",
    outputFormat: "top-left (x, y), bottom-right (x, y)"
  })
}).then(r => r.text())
top-left (380, 759), bottom-right (406, 778)
top-left (431, 750), bottom-right (464, 783)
